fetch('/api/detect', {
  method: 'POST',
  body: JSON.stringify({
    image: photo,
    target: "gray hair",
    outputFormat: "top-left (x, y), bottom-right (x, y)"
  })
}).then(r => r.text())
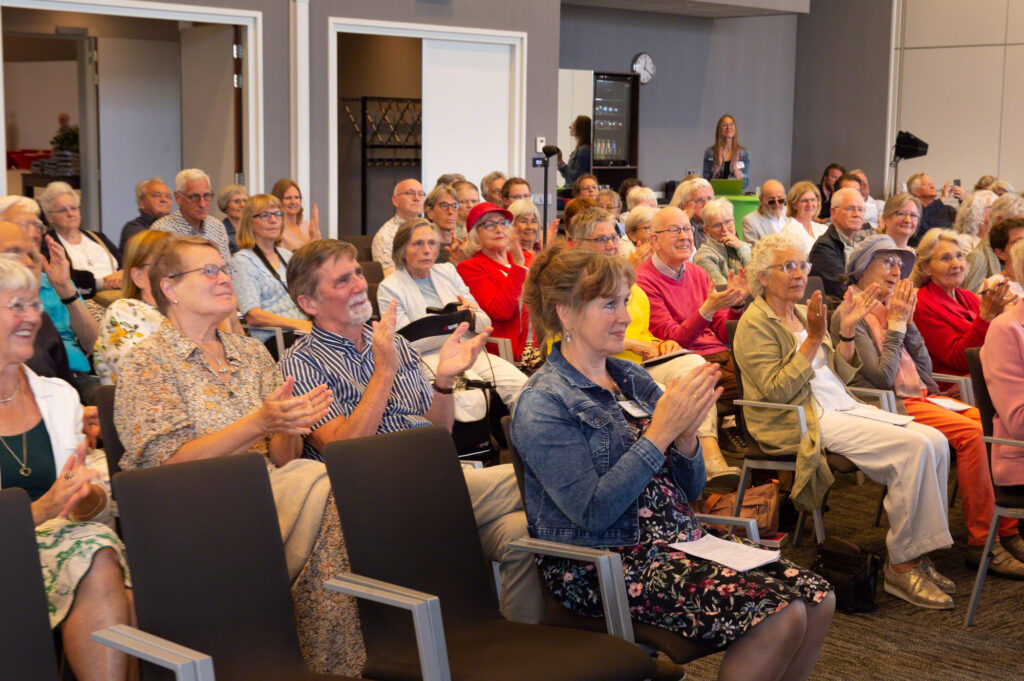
top-left (462, 226), bottom-right (482, 258)
top-left (990, 192), bottom-right (1024, 226)
top-left (175, 169), bottom-right (211, 193)
top-left (37, 182), bottom-right (79, 216)
top-left (597, 188), bottom-right (621, 210)
top-left (507, 198), bottom-right (539, 222)
top-left (216, 184), bottom-right (248, 213)
top-left (911, 228), bottom-right (964, 287)
top-left (480, 170), bottom-right (506, 192)
top-left (1010, 239), bottom-right (1024, 286)
top-left (626, 186), bottom-right (656, 210)
top-left (830, 186), bottom-right (861, 209)
top-left (906, 172), bottom-right (927, 195)
top-left (135, 177), bottom-right (167, 202)
top-left (954, 190), bottom-right (997, 237)
top-left (0, 195), bottom-right (40, 217)
top-left (392, 218), bottom-right (439, 271)
top-left (701, 198), bottom-right (734, 226)
top-left (669, 177), bottom-right (711, 209)
top-left (424, 183), bottom-right (457, 211)
top-left (747, 231), bottom-right (806, 297)
top-left (0, 257), bottom-right (38, 295)
top-left (625, 205), bottom-right (657, 238)
top-left (882, 192), bottom-right (922, 221)
top-left (570, 207), bottom-right (615, 243)
top-left (990, 180), bottom-right (1015, 196)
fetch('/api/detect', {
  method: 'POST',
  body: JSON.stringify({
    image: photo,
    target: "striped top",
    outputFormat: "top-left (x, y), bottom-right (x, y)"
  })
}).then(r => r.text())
top-left (280, 324), bottom-right (433, 460)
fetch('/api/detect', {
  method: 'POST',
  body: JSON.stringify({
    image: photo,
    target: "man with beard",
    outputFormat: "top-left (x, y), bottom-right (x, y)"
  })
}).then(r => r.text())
top-left (279, 238), bottom-right (543, 624)
top-left (742, 179), bottom-right (790, 245)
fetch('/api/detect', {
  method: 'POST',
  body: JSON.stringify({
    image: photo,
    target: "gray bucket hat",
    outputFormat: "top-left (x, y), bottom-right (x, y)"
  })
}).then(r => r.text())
top-left (846, 234), bottom-right (916, 284)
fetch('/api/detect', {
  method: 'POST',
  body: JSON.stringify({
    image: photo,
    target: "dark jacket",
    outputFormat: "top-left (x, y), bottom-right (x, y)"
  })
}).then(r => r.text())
top-left (42, 229), bottom-right (122, 299)
top-left (808, 224), bottom-right (849, 305)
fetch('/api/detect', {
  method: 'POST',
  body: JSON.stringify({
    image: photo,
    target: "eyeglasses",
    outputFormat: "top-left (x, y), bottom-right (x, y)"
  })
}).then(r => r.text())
top-left (148, 191), bottom-right (174, 201)
top-left (797, 197), bottom-right (819, 205)
top-left (579, 184), bottom-right (599, 193)
top-left (515, 216), bottom-right (540, 227)
top-left (770, 260), bottom-right (811, 275)
top-left (840, 205), bottom-right (865, 214)
top-left (436, 201), bottom-right (460, 212)
top-left (893, 210), bottom-right (921, 221)
top-left (765, 198), bottom-right (786, 206)
top-left (872, 255), bottom-right (902, 270)
top-left (51, 206), bottom-right (80, 215)
top-left (583, 235), bottom-right (618, 245)
top-left (508, 194), bottom-right (531, 202)
top-left (476, 219), bottom-right (509, 232)
top-left (3, 298), bottom-right (43, 316)
top-left (183, 192), bottom-right (214, 204)
top-left (396, 190), bottom-right (426, 200)
top-left (708, 218), bottom-right (735, 231)
top-left (255, 210), bottom-right (284, 220)
top-left (653, 225), bottom-right (694, 237)
top-left (168, 264), bottom-right (235, 279)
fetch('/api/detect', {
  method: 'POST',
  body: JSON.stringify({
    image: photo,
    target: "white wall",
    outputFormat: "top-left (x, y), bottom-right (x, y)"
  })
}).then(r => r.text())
top-left (3, 60), bottom-right (77, 150)
top-left (97, 37), bottom-right (181, 240)
top-left (895, 0), bottom-right (1024, 189)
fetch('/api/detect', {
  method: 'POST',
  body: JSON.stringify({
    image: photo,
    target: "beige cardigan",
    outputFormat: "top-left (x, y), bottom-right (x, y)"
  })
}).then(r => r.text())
top-left (733, 295), bottom-right (862, 511)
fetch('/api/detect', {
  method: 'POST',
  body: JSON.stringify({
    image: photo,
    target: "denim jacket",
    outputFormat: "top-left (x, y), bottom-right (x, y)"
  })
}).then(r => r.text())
top-left (702, 146), bottom-right (750, 192)
top-left (510, 343), bottom-right (705, 547)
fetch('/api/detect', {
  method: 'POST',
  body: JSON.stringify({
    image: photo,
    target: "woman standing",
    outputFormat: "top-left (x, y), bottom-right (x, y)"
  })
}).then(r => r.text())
top-left (702, 114), bottom-right (750, 191)
top-left (557, 114), bottom-right (591, 186)
top-left (271, 178), bottom-right (321, 252)
top-left (0, 257), bottom-right (133, 681)
top-left (512, 246), bottom-right (833, 680)
top-left (230, 194), bottom-right (311, 342)
top-left (780, 181), bottom-right (828, 255)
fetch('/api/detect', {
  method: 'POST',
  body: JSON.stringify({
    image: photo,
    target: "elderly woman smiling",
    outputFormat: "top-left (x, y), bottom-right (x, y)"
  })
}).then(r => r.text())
top-left (512, 246), bottom-right (833, 680)
top-left (507, 198), bottom-right (542, 255)
top-left (39, 181), bottom-right (122, 294)
top-left (780, 181), bottom-right (828, 255)
top-left (834, 234), bottom-right (1024, 577)
top-left (377, 217), bottom-right (526, 416)
top-left (0, 257), bottom-right (133, 681)
top-left (735, 231), bottom-right (956, 610)
top-left (694, 198), bottom-right (751, 285)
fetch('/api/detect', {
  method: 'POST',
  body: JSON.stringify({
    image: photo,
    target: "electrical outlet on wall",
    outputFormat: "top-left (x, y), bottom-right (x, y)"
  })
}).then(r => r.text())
top-left (535, 137), bottom-right (546, 153)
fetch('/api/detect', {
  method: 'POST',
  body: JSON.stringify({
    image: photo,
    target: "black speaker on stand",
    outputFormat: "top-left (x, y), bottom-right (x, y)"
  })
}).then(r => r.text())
top-left (889, 131), bottom-right (928, 196)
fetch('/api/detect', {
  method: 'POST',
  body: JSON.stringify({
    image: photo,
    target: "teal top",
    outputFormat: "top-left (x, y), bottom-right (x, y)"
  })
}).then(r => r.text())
top-left (0, 419), bottom-right (56, 501)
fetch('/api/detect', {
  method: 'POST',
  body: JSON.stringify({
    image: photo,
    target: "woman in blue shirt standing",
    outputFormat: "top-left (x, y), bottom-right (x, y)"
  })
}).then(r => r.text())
top-left (703, 114), bottom-right (750, 192)
top-left (558, 115), bottom-right (592, 186)
top-left (511, 246), bottom-right (833, 681)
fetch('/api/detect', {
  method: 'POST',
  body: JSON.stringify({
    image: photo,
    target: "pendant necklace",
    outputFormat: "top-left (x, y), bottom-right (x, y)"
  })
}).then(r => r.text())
top-left (0, 432), bottom-right (30, 476)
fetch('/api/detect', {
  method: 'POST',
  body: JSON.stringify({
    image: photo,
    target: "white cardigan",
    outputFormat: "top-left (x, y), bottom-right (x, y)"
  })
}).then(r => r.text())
top-left (0, 366), bottom-right (83, 489)
top-left (377, 263), bottom-right (492, 352)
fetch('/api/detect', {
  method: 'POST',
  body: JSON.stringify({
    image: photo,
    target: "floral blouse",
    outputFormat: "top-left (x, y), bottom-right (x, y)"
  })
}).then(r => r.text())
top-left (113, 321), bottom-right (282, 470)
top-left (94, 298), bottom-right (165, 385)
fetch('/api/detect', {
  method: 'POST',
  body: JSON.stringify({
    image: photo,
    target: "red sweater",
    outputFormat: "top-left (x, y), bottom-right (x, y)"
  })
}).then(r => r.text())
top-left (913, 280), bottom-right (989, 375)
top-left (456, 252), bottom-right (531, 360)
top-left (635, 259), bottom-right (732, 356)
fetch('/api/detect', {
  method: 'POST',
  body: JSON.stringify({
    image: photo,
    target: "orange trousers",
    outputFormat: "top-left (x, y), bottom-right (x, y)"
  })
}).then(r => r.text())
top-left (904, 396), bottom-right (1019, 546)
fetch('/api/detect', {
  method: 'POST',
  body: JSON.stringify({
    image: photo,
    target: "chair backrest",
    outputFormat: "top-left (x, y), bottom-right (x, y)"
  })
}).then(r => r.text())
top-left (725, 319), bottom-right (768, 452)
top-left (113, 454), bottom-right (306, 680)
top-left (343, 233), bottom-right (375, 261)
top-left (324, 426), bottom-right (500, 659)
top-left (501, 415), bottom-right (527, 503)
top-left (801, 276), bottom-right (824, 305)
top-left (359, 260), bottom-right (385, 287)
top-left (0, 488), bottom-right (59, 681)
top-left (367, 281), bottom-right (381, 320)
top-left (96, 384), bottom-right (124, 476)
top-left (965, 347), bottom-right (994, 438)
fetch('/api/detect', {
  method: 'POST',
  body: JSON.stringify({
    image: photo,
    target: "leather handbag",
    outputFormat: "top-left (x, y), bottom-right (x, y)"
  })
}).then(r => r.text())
top-left (811, 536), bottom-right (881, 613)
top-left (700, 479), bottom-right (780, 535)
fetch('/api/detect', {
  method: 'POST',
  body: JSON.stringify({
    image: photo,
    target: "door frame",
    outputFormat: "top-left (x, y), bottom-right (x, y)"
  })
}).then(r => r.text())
top-left (326, 16), bottom-right (527, 236)
top-left (0, 0), bottom-right (264, 196)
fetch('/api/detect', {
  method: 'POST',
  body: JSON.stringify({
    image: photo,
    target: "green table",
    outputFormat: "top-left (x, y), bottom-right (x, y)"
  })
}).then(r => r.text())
top-left (722, 195), bottom-right (759, 240)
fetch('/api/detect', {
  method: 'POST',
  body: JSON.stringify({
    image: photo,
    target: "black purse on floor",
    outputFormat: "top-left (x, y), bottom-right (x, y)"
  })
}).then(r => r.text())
top-left (811, 537), bottom-right (881, 613)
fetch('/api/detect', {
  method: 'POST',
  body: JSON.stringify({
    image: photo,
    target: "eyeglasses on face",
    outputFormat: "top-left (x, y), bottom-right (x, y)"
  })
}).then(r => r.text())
top-left (872, 255), bottom-right (901, 270)
top-left (2, 298), bottom-right (43, 316)
top-left (169, 264), bottom-right (235, 279)
top-left (765, 198), bottom-right (786, 206)
top-left (436, 201), bottom-right (460, 212)
top-left (893, 211), bottom-right (920, 221)
top-left (397, 190), bottom-right (426, 200)
top-left (476, 219), bottom-right (509, 232)
top-left (255, 211), bottom-right (284, 220)
top-left (583, 235), bottom-right (618, 245)
top-left (653, 225), bottom-right (694, 237)
top-left (840, 205), bottom-right (865, 214)
top-left (183, 192), bottom-right (214, 204)
top-left (797, 197), bottom-right (818, 205)
top-left (770, 260), bottom-right (811, 275)
top-left (51, 206), bottom-right (80, 215)
top-left (149, 191), bottom-right (174, 201)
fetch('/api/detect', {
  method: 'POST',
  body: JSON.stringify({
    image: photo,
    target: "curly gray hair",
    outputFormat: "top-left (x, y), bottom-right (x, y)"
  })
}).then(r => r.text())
top-left (746, 231), bottom-right (806, 297)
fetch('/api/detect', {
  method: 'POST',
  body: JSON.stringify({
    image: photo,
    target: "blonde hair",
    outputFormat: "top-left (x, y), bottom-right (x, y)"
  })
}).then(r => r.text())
top-left (236, 194), bottom-right (284, 250)
top-left (911, 229), bottom-right (964, 287)
top-left (786, 181), bottom-right (821, 218)
top-left (121, 230), bottom-right (173, 300)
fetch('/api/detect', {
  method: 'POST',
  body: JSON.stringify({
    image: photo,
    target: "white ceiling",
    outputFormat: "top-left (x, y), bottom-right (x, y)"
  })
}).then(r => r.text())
top-left (562, 0), bottom-right (809, 19)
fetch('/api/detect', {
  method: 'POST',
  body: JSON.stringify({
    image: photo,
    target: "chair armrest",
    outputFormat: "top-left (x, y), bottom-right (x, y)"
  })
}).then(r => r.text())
top-left (848, 386), bottom-right (897, 414)
top-left (931, 373), bottom-right (974, 406)
top-left (507, 537), bottom-right (634, 643)
top-left (92, 625), bottom-right (215, 681)
top-left (734, 400), bottom-right (807, 435)
top-left (241, 324), bottom-right (286, 358)
top-left (983, 436), bottom-right (1024, 448)
top-left (486, 336), bottom-right (514, 362)
top-left (326, 573), bottom-right (451, 681)
top-left (693, 514), bottom-right (760, 543)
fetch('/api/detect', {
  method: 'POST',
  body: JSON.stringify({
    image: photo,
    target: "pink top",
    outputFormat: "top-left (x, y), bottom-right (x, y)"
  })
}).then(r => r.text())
top-left (634, 259), bottom-right (733, 356)
top-left (980, 302), bottom-right (1024, 486)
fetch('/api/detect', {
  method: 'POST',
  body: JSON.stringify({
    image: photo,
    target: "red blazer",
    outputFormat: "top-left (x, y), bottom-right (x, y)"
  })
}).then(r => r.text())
top-left (913, 280), bottom-right (989, 376)
top-left (456, 252), bottom-right (530, 360)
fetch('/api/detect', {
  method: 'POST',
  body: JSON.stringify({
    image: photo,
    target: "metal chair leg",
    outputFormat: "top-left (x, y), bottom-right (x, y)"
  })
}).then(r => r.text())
top-left (874, 486), bottom-right (886, 527)
top-left (731, 464), bottom-right (753, 516)
top-left (811, 507), bottom-right (826, 544)
top-left (793, 510), bottom-right (806, 547)
top-left (965, 513), bottom-right (1002, 627)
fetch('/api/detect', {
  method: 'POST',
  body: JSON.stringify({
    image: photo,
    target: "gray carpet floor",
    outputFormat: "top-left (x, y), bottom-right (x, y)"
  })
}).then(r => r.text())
top-left (683, 472), bottom-right (1024, 680)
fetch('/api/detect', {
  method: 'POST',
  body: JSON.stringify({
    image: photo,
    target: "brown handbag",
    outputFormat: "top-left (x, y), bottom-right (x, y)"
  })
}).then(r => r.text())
top-left (700, 479), bottom-right (780, 536)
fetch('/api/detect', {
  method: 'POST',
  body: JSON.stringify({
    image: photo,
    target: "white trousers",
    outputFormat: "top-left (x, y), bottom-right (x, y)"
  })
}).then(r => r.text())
top-left (819, 409), bottom-right (953, 564)
top-left (421, 351), bottom-right (527, 422)
top-left (645, 352), bottom-right (718, 440)
top-left (463, 464), bottom-right (544, 623)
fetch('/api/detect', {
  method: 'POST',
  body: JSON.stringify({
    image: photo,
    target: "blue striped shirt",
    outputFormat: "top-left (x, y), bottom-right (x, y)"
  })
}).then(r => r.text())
top-left (280, 324), bottom-right (433, 460)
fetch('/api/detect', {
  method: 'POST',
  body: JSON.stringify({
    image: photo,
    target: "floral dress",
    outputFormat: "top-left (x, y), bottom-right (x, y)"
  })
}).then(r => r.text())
top-left (538, 388), bottom-right (830, 648)
top-left (94, 298), bottom-right (164, 385)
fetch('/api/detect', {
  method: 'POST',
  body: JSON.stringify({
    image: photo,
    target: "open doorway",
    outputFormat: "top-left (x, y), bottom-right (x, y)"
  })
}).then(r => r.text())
top-left (0, 3), bottom-right (261, 247)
